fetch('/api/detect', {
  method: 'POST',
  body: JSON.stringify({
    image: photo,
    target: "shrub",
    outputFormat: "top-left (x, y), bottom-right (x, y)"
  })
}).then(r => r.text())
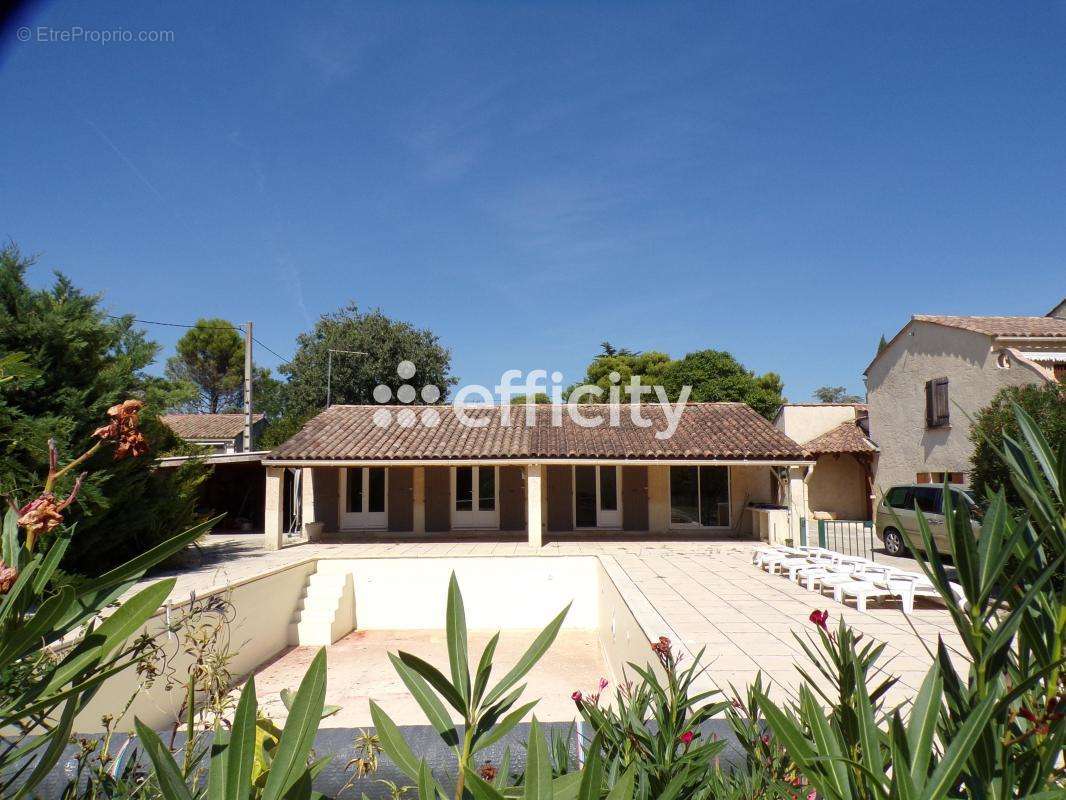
top-left (969, 381), bottom-right (1066, 506)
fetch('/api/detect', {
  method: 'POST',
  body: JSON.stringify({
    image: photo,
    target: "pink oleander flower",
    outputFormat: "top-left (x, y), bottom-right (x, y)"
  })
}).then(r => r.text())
top-left (598, 677), bottom-right (608, 690)
top-left (679, 731), bottom-right (694, 745)
top-left (571, 691), bottom-right (582, 703)
top-left (809, 609), bottom-right (829, 631)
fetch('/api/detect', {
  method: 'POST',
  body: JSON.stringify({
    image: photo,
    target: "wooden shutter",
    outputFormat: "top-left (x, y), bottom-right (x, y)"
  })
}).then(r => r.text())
top-left (925, 377), bottom-right (949, 427)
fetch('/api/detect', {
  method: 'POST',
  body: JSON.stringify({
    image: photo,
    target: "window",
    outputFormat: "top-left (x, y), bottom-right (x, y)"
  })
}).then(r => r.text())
top-left (477, 466), bottom-right (496, 511)
top-left (699, 466), bottom-right (729, 526)
top-left (346, 467), bottom-right (386, 515)
top-left (599, 466), bottom-right (618, 511)
top-left (455, 466), bottom-right (495, 512)
top-left (346, 467), bottom-right (363, 513)
top-left (456, 467), bottom-right (473, 511)
top-left (885, 487), bottom-right (910, 508)
top-left (670, 466), bottom-right (729, 527)
top-left (575, 466), bottom-right (597, 527)
top-left (911, 486), bottom-right (941, 514)
top-left (925, 377), bottom-right (949, 428)
top-left (368, 468), bottom-right (386, 513)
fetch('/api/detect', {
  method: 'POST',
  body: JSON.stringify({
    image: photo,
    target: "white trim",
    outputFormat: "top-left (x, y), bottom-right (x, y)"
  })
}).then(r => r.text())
top-left (265, 457), bottom-right (814, 468)
top-left (450, 465), bottom-right (499, 529)
top-left (339, 466), bottom-right (388, 530)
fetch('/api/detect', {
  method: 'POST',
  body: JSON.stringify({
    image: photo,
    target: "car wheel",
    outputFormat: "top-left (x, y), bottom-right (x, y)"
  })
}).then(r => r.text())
top-left (883, 528), bottom-right (905, 557)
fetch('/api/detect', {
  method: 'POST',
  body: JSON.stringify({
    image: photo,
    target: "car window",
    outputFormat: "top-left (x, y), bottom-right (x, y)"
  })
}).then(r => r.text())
top-left (885, 487), bottom-right (910, 509)
top-left (948, 490), bottom-right (972, 511)
top-left (911, 486), bottom-right (941, 514)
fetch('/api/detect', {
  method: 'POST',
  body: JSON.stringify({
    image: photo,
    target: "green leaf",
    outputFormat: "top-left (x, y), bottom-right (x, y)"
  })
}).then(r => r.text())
top-left (2, 509), bottom-right (18, 568)
top-left (31, 528), bottom-right (72, 594)
top-left (95, 515), bottom-right (222, 589)
top-left (549, 773), bottom-right (583, 800)
top-left (523, 717), bottom-right (552, 800)
top-left (225, 675), bottom-right (258, 800)
top-left (604, 765), bottom-right (635, 800)
top-left (262, 648), bottom-right (328, 800)
top-left (207, 726), bottom-right (228, 800)
top-left (370, 700), bottom-right (421, 781)
top-left (923, 689), bottom-right (999, 800)
top-left (576, 733), bottom-right (604, 800)
top-left (417, 759), bottom-right (437, 800)
top-left (446, 572), bottom-right (471, 706)
top-left (906, 663), bottom-right (942, 784)
top-left (483, 603), bottom-right (570, 707)
top-left (0, 585), bottom-right (73, 668)
top-left (472, 631), bottom-right (500, 707)
top-left (388, 652), bottom-right (458, 745)
top-left (397, 650), bottom-right (466, 715)
top-left (472, 700), bottom-right (538, 753)
top-left (12, 697), bottom-right (78, 800)
top-left (134, 718), bottom-right (194, 800)
top-left (45, 578), bottom-right (175, 692)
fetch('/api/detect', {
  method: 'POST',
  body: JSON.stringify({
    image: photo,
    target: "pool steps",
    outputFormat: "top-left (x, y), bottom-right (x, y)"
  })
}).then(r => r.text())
top-left (288, 565), bottom-right (355, 646)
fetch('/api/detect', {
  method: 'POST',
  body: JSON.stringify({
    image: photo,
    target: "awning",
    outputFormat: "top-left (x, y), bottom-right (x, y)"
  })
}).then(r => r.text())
top-left (1019, 351), bottom-right (1066, 363)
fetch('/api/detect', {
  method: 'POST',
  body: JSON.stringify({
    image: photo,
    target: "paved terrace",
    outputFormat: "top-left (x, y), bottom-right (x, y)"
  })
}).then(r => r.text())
top-left (146, 533), bottom-right (967, 709)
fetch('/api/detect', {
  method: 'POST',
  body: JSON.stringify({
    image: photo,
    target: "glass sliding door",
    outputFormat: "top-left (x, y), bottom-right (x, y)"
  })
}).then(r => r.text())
top-left (574, 466), bottom-right (598, 527)
top-left (574, 465), bottom-right (622, 528)
top-left (340, 466), bottom-right (387, 529)
top-left (670, 465), bottom-right (730, 528)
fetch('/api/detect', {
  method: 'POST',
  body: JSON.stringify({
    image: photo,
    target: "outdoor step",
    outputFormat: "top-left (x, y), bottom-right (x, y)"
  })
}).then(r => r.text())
top-left (287, 566), bottom-right (356, 647)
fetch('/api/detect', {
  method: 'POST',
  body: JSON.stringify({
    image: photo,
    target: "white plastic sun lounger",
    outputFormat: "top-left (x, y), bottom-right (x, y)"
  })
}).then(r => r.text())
top-left (814, 564), bottom-right (901, 594)
top-left (754, 546), bottom-right (806, 569)
top-left (784, 553), bottom-right (867, 581)
top-left (834, 572), bottom-right (968, 614)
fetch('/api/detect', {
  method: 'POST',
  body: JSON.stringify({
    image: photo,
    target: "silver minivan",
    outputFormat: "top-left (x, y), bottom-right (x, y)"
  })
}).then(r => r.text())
top-left (876, 484), bottom-right (982, 557)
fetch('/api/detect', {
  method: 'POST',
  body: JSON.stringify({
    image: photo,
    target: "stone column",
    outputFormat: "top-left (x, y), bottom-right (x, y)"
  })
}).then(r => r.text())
top-left (526, 463), bottom-right (543, 548)
top-left (413, 467), bottom-right (426, 534)
top-left (787, 465), bottom-right (808, 544)
top-left (265, 467), bottom-right (285, 551)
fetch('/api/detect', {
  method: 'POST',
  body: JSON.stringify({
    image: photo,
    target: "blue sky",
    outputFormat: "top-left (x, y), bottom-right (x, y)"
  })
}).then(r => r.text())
top-left (2, 1), bottom-right (1064, 401)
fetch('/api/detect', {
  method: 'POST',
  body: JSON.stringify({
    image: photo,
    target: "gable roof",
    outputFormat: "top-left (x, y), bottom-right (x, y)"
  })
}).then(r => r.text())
top-left (161, 413), bottom-right (265, 441)
top-left (911, 315), bottom-right (1066, 338)
top-left (266, 403), bottom-right (810, 462)
top-left (866, 313), bottom-right (1066, 375)
top-left (803, 420), bottom-right (878, 456)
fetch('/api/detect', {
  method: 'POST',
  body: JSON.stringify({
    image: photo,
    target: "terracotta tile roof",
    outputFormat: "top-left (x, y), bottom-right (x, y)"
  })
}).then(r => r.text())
top-left (267, 403), bottom-right (810, 462)
top-left (913, 315), bottom-right (1066, 338)
top-left (803, 421), bottom-right (878, 455)
top-left (161, 413), bottom-right (265, 440)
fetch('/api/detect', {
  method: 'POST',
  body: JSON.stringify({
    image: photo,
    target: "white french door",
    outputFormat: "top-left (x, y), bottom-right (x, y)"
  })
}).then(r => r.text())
top-left (451, 466), bottom-right (498, 529)
top-left (339, 467), bottom-right (387, 529)
top-left (573, 465), bottom-right (622, 529)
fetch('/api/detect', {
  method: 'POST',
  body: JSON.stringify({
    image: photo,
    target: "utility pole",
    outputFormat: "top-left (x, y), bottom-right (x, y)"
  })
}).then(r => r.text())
top-left (326, 348), bottom-right (368, 408)
top-left (243, 321), bottom-right (254, 451)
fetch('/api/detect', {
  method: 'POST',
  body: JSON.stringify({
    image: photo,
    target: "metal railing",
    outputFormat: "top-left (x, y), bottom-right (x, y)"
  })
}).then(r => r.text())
top-left (802, 518), bottom-right (876, 561)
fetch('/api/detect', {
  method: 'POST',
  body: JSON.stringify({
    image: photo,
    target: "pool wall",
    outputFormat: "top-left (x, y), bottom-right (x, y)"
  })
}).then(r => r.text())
top-left (72, 554), bottom-right (662, 733)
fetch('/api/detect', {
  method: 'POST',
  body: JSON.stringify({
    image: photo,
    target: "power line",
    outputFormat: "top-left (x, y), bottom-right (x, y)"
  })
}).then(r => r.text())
top-left (108, 315), bottom-right (293, 363)
top-left (252, 336), bottom-right (291, 364)
top-left (106, 315), bottom-right (244, 332)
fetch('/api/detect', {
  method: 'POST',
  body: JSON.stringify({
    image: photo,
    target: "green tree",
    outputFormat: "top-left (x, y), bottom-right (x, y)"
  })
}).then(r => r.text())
top-left (813, 385), bottom-right (863, 403)
top-left (662, 349), bottom-right (785, 419)
top-left (164, 318), bottom-right (246, 413)
top-left (263, 303), bottom-right (455, 445)
top-left (969, 381), bottom-right (1066, 506)
top-left (0, 243), bottom-right (206, 574)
